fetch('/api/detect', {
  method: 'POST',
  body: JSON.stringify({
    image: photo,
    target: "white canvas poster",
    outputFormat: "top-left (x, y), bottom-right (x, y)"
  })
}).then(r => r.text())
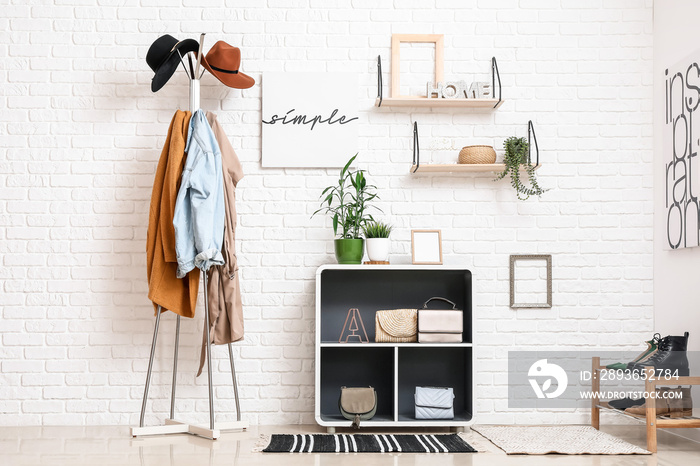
top-left (262, 72), bottom-right (359, 168)
top-left (664, 51), bottom-right (700, 249)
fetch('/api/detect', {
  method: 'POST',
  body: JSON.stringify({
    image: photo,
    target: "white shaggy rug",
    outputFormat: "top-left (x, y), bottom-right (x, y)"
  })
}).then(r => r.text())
top-left (472, 426), bottom-right (650, 455)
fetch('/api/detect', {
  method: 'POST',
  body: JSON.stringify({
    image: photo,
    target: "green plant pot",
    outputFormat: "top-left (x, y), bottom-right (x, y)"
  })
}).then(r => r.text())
top-left (334, 239), bottom-right (365, 264)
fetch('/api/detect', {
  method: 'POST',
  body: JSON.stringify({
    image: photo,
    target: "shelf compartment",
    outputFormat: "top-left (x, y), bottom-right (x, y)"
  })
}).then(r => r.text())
top-left (318, 268), bottom-right (472, 344)
top-left (319, 347), bottom-right (395, 423)
top-left (397, 347), bottom-right (472, 423)
top-left (375, 97), bottom-right (504, 109)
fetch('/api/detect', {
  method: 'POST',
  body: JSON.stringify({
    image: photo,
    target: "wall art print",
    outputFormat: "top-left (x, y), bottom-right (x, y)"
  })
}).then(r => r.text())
top-left (261, 72), bottom-right (359, 168)
top-left (665, 51), bottom-right (700, 249)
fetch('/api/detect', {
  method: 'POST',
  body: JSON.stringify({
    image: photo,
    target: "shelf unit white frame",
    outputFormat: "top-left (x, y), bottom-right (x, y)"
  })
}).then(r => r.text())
top-left (314, 264), bottom-right (475, 431)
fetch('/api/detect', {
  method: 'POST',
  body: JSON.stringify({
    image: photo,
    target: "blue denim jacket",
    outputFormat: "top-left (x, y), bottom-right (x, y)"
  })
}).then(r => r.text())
top-left (173, 109), bottom-right (225, 278)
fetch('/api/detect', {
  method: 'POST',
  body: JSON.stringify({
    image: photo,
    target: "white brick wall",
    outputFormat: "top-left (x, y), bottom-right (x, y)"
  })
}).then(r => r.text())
top-left (0, 0), bottom-right (654, 426)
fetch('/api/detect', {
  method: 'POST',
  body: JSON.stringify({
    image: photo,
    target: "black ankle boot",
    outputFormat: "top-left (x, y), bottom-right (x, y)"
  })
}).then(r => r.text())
top-left (629, 332), bottom-right (690, 377)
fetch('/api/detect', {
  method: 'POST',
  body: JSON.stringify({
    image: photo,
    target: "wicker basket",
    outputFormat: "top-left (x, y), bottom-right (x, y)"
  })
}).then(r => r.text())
top-left (458, 145), bottom-right (497, 164)
top-left (375, 309), bottom-right (417, 343)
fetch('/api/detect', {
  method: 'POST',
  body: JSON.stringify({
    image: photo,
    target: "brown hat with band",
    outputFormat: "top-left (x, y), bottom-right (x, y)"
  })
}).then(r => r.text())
top-left (198, 41), bottom-right (255, 89)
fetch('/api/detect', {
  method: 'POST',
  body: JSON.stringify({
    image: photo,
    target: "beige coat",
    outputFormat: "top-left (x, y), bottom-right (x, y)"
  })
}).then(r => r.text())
top-left (198, 112), bottom-right (245, 376)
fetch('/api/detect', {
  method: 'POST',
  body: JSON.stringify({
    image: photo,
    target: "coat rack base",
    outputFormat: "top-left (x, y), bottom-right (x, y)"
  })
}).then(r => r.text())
top-left (131, 419), bottom-right (247, 440)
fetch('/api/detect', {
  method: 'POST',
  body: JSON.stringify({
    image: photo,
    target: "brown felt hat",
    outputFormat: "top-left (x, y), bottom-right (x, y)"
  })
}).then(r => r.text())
top-left (198, 41), bottom-right (255, 89)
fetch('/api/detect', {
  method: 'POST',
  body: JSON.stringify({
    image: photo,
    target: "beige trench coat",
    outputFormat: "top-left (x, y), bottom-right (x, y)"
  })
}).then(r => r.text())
top-left (197, 112), bottom-right (244, 376)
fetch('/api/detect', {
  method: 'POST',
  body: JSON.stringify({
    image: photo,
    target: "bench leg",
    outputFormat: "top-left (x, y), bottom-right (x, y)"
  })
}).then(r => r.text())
top-left (591, 357), bottom-right (600, 429)
top-left (645, 367), bottom-right (657, 453)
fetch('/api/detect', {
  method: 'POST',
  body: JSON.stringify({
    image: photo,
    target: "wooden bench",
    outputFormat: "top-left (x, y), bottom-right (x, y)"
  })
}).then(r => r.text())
top-left (591, 356), bottom-right (700, 453)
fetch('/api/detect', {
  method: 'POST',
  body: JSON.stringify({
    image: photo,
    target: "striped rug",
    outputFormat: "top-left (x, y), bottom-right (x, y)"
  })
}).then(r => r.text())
top-left (260, 433), bottom-right (476, 453)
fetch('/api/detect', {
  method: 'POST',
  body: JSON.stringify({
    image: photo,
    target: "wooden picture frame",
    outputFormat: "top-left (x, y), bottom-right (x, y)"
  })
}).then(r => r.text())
top-left (509, 254), bottom-right (552, 309)
top-left (391, 34), bottom-right (444, 99)
top-left (411, 229), bottom-right (443, 265)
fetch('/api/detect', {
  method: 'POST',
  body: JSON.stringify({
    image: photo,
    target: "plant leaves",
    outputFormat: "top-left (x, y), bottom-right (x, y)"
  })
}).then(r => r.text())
top-left (341, 154), bottom-right (356, 178)
top-left (314, 153), bottom-right (383, 237)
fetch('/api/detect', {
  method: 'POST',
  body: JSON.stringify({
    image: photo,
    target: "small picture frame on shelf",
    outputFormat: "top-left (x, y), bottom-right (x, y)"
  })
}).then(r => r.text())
top-left (411, 230), bottom-right (443, 265)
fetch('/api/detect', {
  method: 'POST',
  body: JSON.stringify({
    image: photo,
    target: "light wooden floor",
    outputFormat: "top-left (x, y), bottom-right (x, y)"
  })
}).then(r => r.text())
top-left (1, 424), bottom-right (698, 465)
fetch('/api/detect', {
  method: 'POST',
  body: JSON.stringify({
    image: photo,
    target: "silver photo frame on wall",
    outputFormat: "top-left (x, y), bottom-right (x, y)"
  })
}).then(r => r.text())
top-left (510, 254), bottom-right (552, 309)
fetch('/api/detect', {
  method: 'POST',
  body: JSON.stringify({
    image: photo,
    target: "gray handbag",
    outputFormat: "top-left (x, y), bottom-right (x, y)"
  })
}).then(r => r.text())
top-left (414, 386), bottom-right (455, 420)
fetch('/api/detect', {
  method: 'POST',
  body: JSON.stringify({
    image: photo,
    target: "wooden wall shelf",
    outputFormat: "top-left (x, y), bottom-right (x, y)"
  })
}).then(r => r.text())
top-left (375, 97), bottom-right (504, 109)
top-left (409, 163), bottom-right (541, 174)
top-left (410, 121), bottom-right (540, 174)
top-left (376, 54), bottom-right (503, 109)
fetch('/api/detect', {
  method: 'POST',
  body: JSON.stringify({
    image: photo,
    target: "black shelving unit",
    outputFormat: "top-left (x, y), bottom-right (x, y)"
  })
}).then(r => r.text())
top-left (314, 265), bottom-right (474, 430)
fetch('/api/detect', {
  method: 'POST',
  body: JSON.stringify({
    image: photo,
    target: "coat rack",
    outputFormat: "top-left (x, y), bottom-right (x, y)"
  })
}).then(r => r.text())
top-left (131, 33), bottom-right (247, 440)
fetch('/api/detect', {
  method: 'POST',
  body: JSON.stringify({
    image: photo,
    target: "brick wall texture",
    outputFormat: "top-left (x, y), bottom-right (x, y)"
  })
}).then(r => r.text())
top-left (0, 0), bottom-right (654, 426)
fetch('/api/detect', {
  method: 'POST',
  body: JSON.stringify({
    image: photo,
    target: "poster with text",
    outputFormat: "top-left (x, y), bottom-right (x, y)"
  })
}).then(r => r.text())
top-left (262, 72), bottom-right (359, 168)
top-left (665, 51), bottom-right (700, 249)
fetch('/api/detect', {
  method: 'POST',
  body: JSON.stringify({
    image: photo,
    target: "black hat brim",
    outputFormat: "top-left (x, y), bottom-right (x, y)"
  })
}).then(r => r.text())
top-left (151, 38), bottom-right (200, 93)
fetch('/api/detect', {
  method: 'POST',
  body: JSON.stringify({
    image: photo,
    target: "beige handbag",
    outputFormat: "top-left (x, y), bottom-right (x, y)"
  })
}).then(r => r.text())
top-left (375, 308), bottom-right (417, 343)
top-left (417, 297), bottom-right (463, 343)
top-left (339, 386), bottom-right (377, 429)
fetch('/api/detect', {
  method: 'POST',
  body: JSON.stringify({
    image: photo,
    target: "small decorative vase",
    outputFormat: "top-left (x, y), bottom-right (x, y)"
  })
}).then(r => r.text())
top-left (334, 239), bottom-right (365, 264)
top-left (366, 238), bottom-right (390, 262)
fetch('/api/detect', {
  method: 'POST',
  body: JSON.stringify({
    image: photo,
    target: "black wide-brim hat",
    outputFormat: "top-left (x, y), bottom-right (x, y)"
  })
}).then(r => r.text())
top-left (146, 34), bottom-right (199, 92)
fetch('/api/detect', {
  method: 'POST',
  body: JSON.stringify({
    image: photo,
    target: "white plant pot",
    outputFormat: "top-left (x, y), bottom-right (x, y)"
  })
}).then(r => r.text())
top-left (366, 238), bottom-right (390, 262)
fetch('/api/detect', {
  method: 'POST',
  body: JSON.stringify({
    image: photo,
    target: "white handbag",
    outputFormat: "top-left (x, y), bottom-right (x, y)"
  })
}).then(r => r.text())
top-left (417, 297), bottom-right (463, 343)
top-left (414, 386), bottom-right (455, 420)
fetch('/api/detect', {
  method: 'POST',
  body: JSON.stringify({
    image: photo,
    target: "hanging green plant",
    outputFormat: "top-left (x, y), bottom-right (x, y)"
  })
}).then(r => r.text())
top-left (494, 136), bottom-right (547, 200)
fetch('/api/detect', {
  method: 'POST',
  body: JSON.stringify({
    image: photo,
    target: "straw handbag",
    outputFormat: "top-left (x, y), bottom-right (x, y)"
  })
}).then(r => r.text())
top-left (458, 145), bottom-right (496, 164)
top-left (375, 308), bottom-right (417, 343)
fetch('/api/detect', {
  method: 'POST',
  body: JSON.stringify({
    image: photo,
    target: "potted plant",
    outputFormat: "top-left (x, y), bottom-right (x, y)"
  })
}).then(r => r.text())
top-left (494, 136), bottom-right (547, 200)
top-left (313, 155), bottom-right (378, 264)
top-left (363, 221), bottom-right (392, 262)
